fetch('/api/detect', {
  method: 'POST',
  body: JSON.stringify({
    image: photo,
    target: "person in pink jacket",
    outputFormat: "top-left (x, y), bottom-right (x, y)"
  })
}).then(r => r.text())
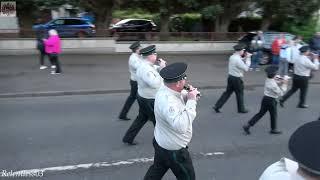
top-left (44, 29), bottom-right (62, 74)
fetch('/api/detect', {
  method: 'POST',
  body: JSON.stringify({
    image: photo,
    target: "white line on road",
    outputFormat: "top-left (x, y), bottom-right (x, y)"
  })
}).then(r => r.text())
top-left (11, 152), bottom-right (225, 175)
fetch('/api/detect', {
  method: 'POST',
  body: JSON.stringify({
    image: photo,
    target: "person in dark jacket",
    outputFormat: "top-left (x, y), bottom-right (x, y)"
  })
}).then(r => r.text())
top-left (36, 30), bottom-right (49, 70)
top-left (309, 32), bottom-right (320, 54)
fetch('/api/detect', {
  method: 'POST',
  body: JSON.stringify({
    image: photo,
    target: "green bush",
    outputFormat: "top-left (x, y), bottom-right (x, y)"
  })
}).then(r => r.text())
top-left (169, 13), bottom-right (202, 32)
top-left (281, 17), bottom-right (318, 41)
top-left (113, 9), bottom-right (154, 20)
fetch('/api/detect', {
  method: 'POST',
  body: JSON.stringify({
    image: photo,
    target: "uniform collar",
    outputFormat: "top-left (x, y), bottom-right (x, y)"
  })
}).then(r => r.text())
top-left (143, 59), bottom-right (154, 66)
top-left (164, 85), bottom-right (181, 98)
top-left (281, 158), bottom-right (305, 179)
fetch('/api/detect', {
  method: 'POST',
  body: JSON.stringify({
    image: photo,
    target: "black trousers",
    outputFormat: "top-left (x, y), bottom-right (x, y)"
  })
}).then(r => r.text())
top-left (281, 74), bottom-right (309, 106)
top-left (248, 96), bottom-right (278, 130)
top-left (144, 139), bottom-right (195, 180)
top-left (119, 80), bottom-right (138, 118)
top-left (39, 49), bottom-right (47, 66)
top-left (122, 95), bottom-right (156, 143)
top-left (49, 54), bottom-right (62, 73)
top-left (214, 75), bottom-right (246, 112)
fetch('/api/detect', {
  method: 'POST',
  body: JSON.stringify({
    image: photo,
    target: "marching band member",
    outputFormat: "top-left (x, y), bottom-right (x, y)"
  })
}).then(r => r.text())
top-left (243, 65), bottom-right (288, 135)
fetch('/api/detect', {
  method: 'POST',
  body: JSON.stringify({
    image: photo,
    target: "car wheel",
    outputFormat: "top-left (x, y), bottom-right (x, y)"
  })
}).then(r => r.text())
top-left (77, 31), bottom-right (87, 38)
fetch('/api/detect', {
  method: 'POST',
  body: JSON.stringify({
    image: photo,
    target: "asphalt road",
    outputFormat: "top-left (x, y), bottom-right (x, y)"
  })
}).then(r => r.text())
top-left (1, 54), bottom-right (319, 179)
top-left (1, 86), bottom-right (319, 179)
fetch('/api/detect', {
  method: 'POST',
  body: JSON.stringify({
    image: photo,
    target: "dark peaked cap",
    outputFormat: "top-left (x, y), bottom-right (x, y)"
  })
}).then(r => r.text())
top-left (233, 44), bottom-right (245, 51)
top-left (140, 45), bottom-right (156, 56)
top-left (289, 120), bottom-right (320, 175)
top-left (160, 62), bottom-right (188, 83)
top-left (299, 45), bottom-right (310, 53)
top-left (129, 41), bottom-right (141, 50)
top-left (265, 65), bottom-right (278, 76)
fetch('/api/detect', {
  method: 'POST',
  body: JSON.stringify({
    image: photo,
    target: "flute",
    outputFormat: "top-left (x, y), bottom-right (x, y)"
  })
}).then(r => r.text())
top-left (183, 84), bottom-right (201, 97)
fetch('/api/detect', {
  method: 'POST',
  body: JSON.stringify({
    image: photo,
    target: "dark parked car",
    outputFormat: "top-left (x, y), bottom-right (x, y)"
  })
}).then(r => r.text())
top-left (33, 17), bottom-right (96, 38)
top-left (109, 19), bottom-right (157, 36)
top-left (238, 31), bottom-right (299, 64)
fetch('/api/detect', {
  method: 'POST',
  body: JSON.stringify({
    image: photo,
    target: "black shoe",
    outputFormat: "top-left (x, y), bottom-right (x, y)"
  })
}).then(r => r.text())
top-left (297, 104), bottom-right (309, 108)
top-left (242, 125), bottom-right (251, 135)
top-left (212, 106), bottom-right (221, 113)
top-left (279, 100), bottom-right (284, 108)
top-left (238, 109), bottom-right (249, 113)
top-left (119, 116), bottom-right (131, 121)
top-left (269, 130), bottom-right (282, 135)
top-left (123, 140), bottom-right (138, 146)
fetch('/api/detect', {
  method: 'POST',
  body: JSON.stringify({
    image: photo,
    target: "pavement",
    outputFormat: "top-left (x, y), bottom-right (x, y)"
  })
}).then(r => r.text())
top-left (1, 53), bottom-right (320, 97)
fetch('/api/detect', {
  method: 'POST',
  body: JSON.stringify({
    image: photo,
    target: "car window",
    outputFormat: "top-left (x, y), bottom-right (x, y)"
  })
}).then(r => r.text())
top-left (128, 20), bottom-right (141, 25)
top-left (136, 20), bottom-right (148, 25)
top-left (123, 21), bottom-right (134, 26)
top-left (115, 19), bottom-right (130, 26)
top-left (64, 19), bottom-right (86, 25)
top-left (52, 19), bottom-right (64, 25)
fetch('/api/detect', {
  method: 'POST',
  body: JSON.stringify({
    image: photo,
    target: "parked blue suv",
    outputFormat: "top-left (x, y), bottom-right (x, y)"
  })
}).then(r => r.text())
top-left (33, 17), bottom-right (96, 38)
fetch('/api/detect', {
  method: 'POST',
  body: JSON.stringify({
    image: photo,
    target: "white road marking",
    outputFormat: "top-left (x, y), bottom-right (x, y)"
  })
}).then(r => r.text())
top-left (11, 158), bottom-right (154, 175)
top-left (11, 152), bottom-right (225, 175)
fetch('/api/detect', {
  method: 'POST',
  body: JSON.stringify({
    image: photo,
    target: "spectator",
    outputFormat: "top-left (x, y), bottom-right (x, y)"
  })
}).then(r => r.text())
top-left (249, 30), bottom-right (265, 71)
top-left (309, 32), bottom-right (320, 54)
top-left (43, 29), bottom-right (62, 74)
top-left (271, 34), bottom-right (286, 65)
top-left (290, 36), bottom-right (303, 71)
top-left (259, 120), bottom-right (320, 180)
top-left (279, 43), bottom-right (292, 79)
top-left (36, 29), bottom-right (49, 70)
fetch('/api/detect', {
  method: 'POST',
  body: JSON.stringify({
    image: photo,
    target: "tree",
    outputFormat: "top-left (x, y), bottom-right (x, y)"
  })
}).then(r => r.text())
top-left (16, 0), bottom-right (77, 30)
top-left (257, 0), bottom-right (320, 31)
top-left (199, 0), bottom-right (252, 32)
top-left (79, 0), bottom-right (119, 30)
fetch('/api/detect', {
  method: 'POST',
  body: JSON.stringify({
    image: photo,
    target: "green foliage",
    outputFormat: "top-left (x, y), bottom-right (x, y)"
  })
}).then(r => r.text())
top-left (200, 5), bottom-right (223, 20)
top-left (169, 13), bottom-right (201, 32)
top-left (281, 17), bottom-right (318, 41)
top-left (113, 9), bottom-right (155, 20)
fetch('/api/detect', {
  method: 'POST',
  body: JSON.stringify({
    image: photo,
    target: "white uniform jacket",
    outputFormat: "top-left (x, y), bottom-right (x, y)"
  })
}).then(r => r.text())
top-left (294, 55), bottom-right (319, 77)
top-left (136, 60), bottom-right (163, 99)
top-left (228, 54), bottom-right (251, 77)
top-left (259, 158), bottom-right (305, 180)
top-left (264, 78), bottom-right (288, 98)
top-left (128, 53), bottom-right (142, 81)
top-left (154, 85), bottom-right (197, 150)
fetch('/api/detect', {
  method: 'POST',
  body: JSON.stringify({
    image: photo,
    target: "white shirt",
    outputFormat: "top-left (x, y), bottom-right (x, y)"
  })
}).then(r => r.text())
top-left (128, 53), bottom-right (142, 81)
top-left (291, 44), bottom-right (303, 63)
top-left (136, 60), bottom-right (163, 99)
top-left (264, 78), bottom-right (287, 98)
top-left (280, 46), bottom-right (292, 62)
top-left (154, 85), bottom-right (197, 150)
top-left (228, 53), bottom-right (251, 77)
top-left (259, 158), bottom-right (305, 180)
top-left (294, 55), bottom-right (319, 77)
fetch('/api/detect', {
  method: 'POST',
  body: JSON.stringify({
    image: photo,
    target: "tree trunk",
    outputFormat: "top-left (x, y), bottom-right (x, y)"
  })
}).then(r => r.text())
top-left (95, 6), bottom-right (113, 36)
top-left (17, 10), bottom-right (36, 37)
top-left (159, 13), bottom-right (170, 40)
top-left (261, 17), bottom-right (272, 31)
top-left (213, 15), bottom-right (231, 41)
top-left (16, 2), bottom-right (37, 38)
top-left (214, 16), bottom-right (230, 32)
